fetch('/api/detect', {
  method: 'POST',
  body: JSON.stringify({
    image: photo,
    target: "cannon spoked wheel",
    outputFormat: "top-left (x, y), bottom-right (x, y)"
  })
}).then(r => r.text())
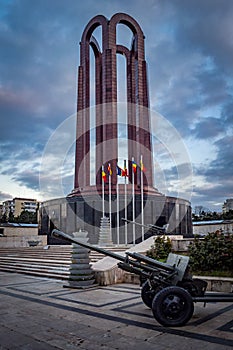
top-left (141, 281), bottom-right (157, 308)
top-left (151, 286), bottom-right (194, 327)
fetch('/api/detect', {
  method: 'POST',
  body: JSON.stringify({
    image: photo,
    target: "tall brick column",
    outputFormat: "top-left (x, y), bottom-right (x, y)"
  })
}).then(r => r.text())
top-left (74, 13), bottom-right (153, 193)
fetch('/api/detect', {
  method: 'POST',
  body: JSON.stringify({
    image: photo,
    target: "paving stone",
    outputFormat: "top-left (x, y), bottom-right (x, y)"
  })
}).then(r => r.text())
top-left (0, 272), bottom-right (232, 350)
top-left (0, 325), bottom-right (35, 349)
top-left (15, 340), bottom-right (60, 350)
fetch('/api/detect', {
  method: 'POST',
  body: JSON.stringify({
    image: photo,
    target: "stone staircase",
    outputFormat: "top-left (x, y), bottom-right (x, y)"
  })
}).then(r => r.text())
top-left (0, 245), bottom-right (127, 280)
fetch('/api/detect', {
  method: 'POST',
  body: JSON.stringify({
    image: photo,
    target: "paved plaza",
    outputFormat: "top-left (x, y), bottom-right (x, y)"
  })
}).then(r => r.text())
top-left (0, 271), bottom-right (232, 349)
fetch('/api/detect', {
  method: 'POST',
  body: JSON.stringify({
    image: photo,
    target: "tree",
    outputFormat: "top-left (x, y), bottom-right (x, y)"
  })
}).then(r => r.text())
top-left (1, 213), bottom-right (7, 223)
top-left (8, 209), bottom-right (15, 223)
top-left (188, 232), bottom-right (233, 272)
top-left (146, 236), bottom-right (172, 260)
top-left (222, 210), bottom-right (233, 220)
top-left (16, 210), bottom-right (38, 224)
top-left (192, 209), bottom-right (222, 221)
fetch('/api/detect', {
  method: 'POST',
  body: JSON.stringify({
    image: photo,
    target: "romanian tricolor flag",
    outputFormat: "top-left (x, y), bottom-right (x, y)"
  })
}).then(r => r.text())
top-left (102, 170), bottom-right (106, 182)
top-left (132, 160), bottom-right (137, 173)
top-left (107, 163), bottom-right (112, 176)
top-left (140, 159), bottom-right (146, 172)
top-left (122, 168), bottom-right (128, 177)
top-left (122, 160), bottom-right (128, 177)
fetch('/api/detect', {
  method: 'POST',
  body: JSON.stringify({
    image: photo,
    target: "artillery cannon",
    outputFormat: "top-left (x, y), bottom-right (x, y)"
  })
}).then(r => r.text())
top-left (52, 229), bottom-right (233, 327)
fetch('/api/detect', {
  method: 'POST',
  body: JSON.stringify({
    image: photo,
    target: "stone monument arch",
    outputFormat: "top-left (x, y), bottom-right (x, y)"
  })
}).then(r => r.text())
top-left (74, 13), bottom-right (153, 192)
top-left (40, 13), bottom-right (193, 244)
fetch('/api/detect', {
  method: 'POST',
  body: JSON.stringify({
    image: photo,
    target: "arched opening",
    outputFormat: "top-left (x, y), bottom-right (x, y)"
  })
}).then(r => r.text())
top-left (89, 45), bottom-right (96, 185)
top-left (116, 24), bottom-right (134, 179)
top-left (117, 53), bottom-right (127, 180)
top-left (89, 26), bottom-right (102, 185)
top-left (116, 23), bottom-right (133, 49)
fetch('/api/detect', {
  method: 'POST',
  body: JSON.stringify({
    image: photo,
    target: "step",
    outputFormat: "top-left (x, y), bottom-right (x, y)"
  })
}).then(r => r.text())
top-left (0, 262), bottom-right (70, 275)
top-left (0, 265), bottom-right (70, 280)
top-left (0, 257), bottom-right (71, 264)
top-left (0, 245), bottom-right (128, 280)
top-left (0, 261), bottom-right (69, 270)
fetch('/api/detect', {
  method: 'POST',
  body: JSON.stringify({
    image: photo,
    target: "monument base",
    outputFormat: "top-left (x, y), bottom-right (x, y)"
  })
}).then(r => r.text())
top-left (39, 186), bottom-right (193, 245)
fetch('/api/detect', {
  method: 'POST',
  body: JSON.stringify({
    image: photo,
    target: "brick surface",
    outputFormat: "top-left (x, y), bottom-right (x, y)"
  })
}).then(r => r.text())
top-left (74, 13), bottom-right (154, 190)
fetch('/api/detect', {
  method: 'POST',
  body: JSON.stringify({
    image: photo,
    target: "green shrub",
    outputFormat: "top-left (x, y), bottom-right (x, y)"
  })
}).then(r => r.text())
top-left (188, 232), bottom-right (233, 272)
top-left (146, 235), bottom-right (172, 260)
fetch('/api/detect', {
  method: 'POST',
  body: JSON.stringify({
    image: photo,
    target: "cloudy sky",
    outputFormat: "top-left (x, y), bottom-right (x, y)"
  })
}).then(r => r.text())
top-left (0, 0), bottom-right (233, 212)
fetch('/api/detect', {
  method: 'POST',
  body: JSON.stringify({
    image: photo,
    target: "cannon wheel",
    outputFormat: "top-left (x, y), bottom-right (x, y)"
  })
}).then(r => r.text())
top-left (141, 281), bottom-right (157, 308)
top-left (152, 286), bottom-right (194, 327)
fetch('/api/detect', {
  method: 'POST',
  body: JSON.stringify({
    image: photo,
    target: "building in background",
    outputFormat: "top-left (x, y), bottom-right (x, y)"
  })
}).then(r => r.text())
top-left (193, 220), bottom-right (233, 236)
top-left (2, 198), bottom-right (38, 219)
top-left (222, 199), bottom-right (233, 213)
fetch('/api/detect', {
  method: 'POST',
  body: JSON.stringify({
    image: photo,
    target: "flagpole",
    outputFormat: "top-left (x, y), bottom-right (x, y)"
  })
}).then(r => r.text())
top-left (116, 169), bottom-right (119, 246)
top-left (102, 164), bottom-right (105, 218)
top-left (140, 155), bottom-right (144, 241)
top-left (124, 159), bottom-right (127, 246)
top-left (132, 157), bottom-right (135, 245)
top-left (108, 163), bottom-right (112, 242)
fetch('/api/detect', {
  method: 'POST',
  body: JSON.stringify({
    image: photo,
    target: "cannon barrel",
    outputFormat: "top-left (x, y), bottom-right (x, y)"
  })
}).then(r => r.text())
top-left (52, 229), bottom-right (177, 282)
top-left (52, 229), bottom-right (126, 262)
top-left (121, 218), bottom-right (167, 233)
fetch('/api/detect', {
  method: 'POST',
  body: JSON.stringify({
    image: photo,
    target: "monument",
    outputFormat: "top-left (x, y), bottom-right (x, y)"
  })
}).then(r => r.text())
top-left (73, 13), bottom-right (153, 191)
top-left (39, 13), bottom-right (193, 244)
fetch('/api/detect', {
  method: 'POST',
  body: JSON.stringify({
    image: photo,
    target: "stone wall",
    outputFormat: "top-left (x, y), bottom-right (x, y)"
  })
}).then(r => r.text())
top-left (0, 225), bottom-right (47, 247)
top-left (193, 222), bottom-right (233, 235)
top-left (40, 194), bottom-right (193, 245)
top-left (1, 226), bottom-right (38, 237)
top-left (0, 235), bottom-right (47, 248)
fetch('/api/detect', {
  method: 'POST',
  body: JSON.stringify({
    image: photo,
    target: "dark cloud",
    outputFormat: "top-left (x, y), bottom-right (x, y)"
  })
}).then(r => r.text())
top-left (148, 0), bottom-right (233, 141)
top-left (0, 191), bottom-right (13, 202)
top-left (195, 68), bottom-right (229, 108)
top-left (191, 135), bottom-right (233, 209)
top-left (161, 163), bottom-right (192, 181)
top-left (193, 117), bottom-right (225, 139)
top-left (0, 0), bottom-right (80, 145)
top-left (199, 136), bottom-right (233, 182)
top-left (0, 0), bottom-right (232, 211)
top-left (0, 86), bottom-right (52, 144)
top-left (12, 170), bottom-right (40, 191)
top-left (221, 97), bottom-right (233, 125)
top-left (173, 0), bottom-right (233, 73)
top-left (191, 184), bottom-right (227, 212)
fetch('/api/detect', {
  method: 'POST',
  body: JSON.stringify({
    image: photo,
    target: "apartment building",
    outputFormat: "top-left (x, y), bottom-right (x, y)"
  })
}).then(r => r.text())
top-left (2, 198), bottom-right (38, 218)
top-left (222, 198), bottom-right (233, 213)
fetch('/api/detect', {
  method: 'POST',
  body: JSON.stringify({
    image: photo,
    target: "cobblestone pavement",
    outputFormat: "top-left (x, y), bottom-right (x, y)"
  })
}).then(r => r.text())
top-left (0, 272), bottom-right (232, 349)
